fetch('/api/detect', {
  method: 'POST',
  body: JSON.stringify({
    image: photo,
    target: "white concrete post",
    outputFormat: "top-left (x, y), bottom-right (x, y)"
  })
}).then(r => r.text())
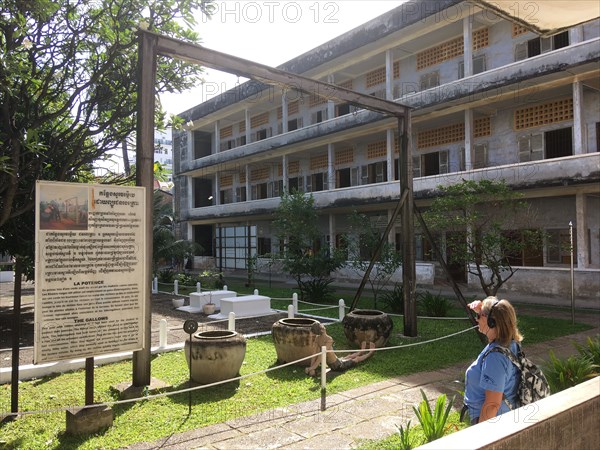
top-left (159, 319), bottom-right (168, 348)
top-left (228, 312), bottom-right (236, 331)
top-left (254, 289), bottom-right (259, 295)
top-left (196, 282), bottom-right (201, 293)
top-left (174, 279), bottom-right (179, 295)
top-left (223, 285), bottom-right (228, 291)
top-left (153, 277), bottom-right (158, 293)
top-left (321, 346), bottom-right (327, 389)
top-left (339, 299), bottom-right (345, 321)
top-left (287, 304), bottom-right (294, 318)
top-left (292, 293), bottom-right (298, 314)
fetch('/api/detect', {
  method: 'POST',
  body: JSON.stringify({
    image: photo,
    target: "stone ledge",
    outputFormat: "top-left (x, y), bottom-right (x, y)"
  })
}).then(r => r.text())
top-left (417, 377), bottom-right (600, 449)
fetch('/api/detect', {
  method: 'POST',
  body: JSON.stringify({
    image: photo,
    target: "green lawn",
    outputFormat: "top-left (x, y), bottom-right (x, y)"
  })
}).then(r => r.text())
top-left (0, 283), bottom-right (592, 449)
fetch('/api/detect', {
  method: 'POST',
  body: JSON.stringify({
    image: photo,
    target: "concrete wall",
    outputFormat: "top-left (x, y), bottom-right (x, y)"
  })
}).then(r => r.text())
top-left (418, 377), bottom-right (600, 450)
top-left (468, 266), bottom-right (600, 300)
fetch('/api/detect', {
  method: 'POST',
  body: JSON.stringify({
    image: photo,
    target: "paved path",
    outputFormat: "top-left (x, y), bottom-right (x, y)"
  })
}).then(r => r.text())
top-left (123, 313), bottom-right (599, 450)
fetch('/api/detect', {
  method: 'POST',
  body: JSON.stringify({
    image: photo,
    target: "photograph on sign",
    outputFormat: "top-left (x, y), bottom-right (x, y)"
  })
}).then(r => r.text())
top-left (34, 181), bottom-right (146, 364)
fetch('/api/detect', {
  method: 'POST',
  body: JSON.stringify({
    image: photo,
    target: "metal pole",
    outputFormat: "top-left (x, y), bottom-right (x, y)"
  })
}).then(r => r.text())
top-left (569, 221), bottom-right (575, 324)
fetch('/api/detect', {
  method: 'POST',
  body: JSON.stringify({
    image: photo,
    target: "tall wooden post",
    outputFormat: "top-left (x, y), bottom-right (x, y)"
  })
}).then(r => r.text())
top-left (133, 31), bottom-right (157, 387)
top-left (399, 111), bottom-right (417, 337)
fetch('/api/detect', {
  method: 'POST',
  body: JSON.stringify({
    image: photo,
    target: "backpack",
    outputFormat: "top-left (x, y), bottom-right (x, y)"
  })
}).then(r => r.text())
top-left (483, 343), bottom-right (551, 408)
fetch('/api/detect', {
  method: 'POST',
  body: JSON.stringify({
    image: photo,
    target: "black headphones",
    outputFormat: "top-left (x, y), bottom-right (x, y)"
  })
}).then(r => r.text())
top-left (487, 300), bottom-right (500, 328)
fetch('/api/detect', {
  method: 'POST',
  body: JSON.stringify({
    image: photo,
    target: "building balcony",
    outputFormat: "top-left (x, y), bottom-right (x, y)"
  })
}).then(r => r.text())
top-left (182, 152), bottom-right (599, 222)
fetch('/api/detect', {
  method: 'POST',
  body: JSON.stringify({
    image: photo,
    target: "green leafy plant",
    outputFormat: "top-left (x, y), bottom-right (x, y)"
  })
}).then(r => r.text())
top-left (419, 291), bottom-right (451, 317)
top-left (298, 277), bottom-right (335, 303)
top-left (197, 270), bottom-right (225, 290)
top-left (395, 420), bottom-right (416, 450)
top-left (177, 271), bottom-right (195, 286)
top-left (543, 350), bottom-right (599, 393)
top-left (380, 283), bottom-right (405, 314)
top-left (413, 390), bottom-right (455, 443)
top-left (575, 335), bottom-right (600, 366)
top-left (157, 268), bottom-right (175, 283)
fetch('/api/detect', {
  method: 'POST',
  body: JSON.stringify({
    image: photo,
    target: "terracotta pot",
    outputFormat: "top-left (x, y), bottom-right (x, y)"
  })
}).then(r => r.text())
top-left (172, 298), bottom-right (185, 308)
top-left (184, 330), bottom-right (246, 384)
top-left (342, 309), bottom-right (393, 348)
top-left (271, 317), bottom-right (319, 366)
top-left (202, 303), bottom-right (216, 314)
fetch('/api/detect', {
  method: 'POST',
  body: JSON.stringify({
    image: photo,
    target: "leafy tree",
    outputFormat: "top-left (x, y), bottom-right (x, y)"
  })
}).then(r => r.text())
top-left (345, 211), bottom-right (402, 308)
top-left (152, 191), bottom-right (200, 274)
top-left (423, 179), bottom-right (543, 296)
top-left (273, 190), bottom-right (345, 301)
top-left (0, 0), bottom-right (213, 231)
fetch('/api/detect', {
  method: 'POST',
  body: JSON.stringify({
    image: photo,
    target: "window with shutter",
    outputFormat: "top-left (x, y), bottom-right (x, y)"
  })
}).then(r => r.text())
top-left (412, 156), bottom-right (421, 178)
top-left (519, 134), bottom-right (544, 162)
top-left (439, 150), bottom-right (449, 174)
top-left (514, 41), bottom-right (528, 61)
top-left (351, 167), bottom-right (360, 186)
top-left (530, 134), bottom-right (544, 160)
top-left (458, 55), bottom-right (486, 78)
top-left (473, 144), bottom-right (487, 169)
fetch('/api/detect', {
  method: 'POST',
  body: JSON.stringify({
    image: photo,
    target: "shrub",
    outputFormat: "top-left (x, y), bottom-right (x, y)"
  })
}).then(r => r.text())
top-left (575, 335), bottom-right (600, 366)
top-left (395, 420), bottom-right (416, 450)
top-left (176, 272), bottom-right (195, 286)
top-left (380, 283), bottom-right (405, 314)
top-left (197, 270), bottom-right (225, 290)
top-left (298, 277), bottom-right (335, 303)
top-left (413, 390), bottom-right (455, 443)
top-left (157, 268), bottom-right (175, 283)
top-left (543, 350), bottom-right (599, 393)
top-left (419, 291), bottom-right (451, 317)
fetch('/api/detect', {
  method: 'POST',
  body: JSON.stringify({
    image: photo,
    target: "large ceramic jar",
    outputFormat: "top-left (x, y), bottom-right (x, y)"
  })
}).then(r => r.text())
top-left (342, 309), bottom-right (393, 348)
top-left (271, 317), bottom-right (319, 366)
top-left (184, 330), bottom-right (246, 384)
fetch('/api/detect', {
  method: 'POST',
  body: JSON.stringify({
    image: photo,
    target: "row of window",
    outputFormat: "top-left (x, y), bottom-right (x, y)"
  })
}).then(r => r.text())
top-left (214, 126), bottom-right (577, 204)
top-left (207, 32), bottom-right (570, 156)
top-left (214, 225), bottom-right (579, 270)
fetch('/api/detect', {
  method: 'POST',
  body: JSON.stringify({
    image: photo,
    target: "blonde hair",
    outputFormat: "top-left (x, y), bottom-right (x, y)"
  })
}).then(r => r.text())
top-left (482, 296), bottom-right (523, 347)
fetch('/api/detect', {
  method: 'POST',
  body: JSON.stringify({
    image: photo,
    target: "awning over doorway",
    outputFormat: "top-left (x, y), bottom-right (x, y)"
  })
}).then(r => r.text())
top-left (472, 0), bottom-right (600, 36)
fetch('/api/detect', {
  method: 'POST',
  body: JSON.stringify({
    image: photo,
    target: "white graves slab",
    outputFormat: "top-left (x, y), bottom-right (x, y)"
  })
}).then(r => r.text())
top-left (209, 294), bottom-right (272, 319)
top-left (178, 290), bottom-right (236, 313)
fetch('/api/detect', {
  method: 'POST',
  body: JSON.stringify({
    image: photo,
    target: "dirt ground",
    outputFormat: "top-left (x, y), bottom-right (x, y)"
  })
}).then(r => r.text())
top-left (0, 286), bottom-right (288, 367)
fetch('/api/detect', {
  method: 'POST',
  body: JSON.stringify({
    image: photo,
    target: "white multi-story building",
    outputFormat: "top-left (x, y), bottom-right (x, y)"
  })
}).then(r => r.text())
top-left (173, 1), bottom-right (600, 298)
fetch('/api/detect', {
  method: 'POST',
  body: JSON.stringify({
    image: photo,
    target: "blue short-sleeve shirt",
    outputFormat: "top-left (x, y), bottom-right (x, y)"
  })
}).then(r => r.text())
top-left (464, 341), bottom-right (519, 422)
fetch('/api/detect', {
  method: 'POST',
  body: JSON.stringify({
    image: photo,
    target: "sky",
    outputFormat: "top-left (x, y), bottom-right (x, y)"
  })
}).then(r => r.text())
top-left (159, 1), bottom-right (404, 116)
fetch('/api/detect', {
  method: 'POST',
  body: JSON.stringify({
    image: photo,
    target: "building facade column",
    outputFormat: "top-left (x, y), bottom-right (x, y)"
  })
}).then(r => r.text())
top-left (244, 109), bottom-right (251, 144)
top-left (327, 74), bottom-right (335, 120)
top-left (327, 143), bottom-right (334, 190)
top-left (281, 92), bottom-right (288, 134)
top-left (282, 154), bottom-right (289, 192)
top-left (213, 174), bottom-right (220, 206)
top-left (573, 81), bottom-right (585, 155)
top-left (245, 165), bottom-right (251, 200)
top-left (386, 128), bottom-right (394, 181)
top-left (214, 121), bottom-right (220, 154)
top-left (464, 109), bottom-right (473, 170)
top-left (385, 49), bottom-right (393, 100)
top-left (463, 15), bottom-right (473, 77)
top-left (187, 175), bottom-right (193, 210)
top-left (576, 192), bottom-right (589, 268)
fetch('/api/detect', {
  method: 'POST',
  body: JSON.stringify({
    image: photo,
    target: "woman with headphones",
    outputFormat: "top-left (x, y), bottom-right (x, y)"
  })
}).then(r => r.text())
top-left (463, 296), bottom-right (522, 424)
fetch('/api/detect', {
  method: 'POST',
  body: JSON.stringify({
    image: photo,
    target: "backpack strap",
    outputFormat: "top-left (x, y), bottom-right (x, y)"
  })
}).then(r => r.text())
top-left (482, 344), bottom-right (521, 410)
